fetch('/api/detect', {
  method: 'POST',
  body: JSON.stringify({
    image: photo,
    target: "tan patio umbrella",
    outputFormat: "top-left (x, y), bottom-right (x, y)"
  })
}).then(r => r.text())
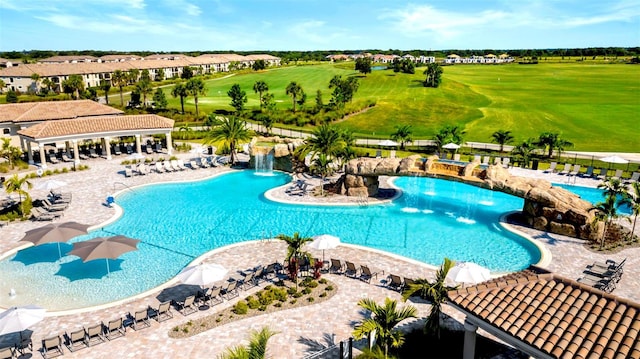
top-left (20, 221), bottom-right (90, 258)
top-left (69, 235), bottom-right (140, 275)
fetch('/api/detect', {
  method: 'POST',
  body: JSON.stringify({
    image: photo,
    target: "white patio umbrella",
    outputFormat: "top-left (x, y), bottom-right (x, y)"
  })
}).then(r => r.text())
top-left (377, 140), bottom-right (399, 147)
top-left (0, 305), bottom-right (46, 336)
top-left (34, 179), bottom-right (67, 191)
top-left (308, 234), bottom-right (341, 262)
top-left (442, 142), bottom-right (461, 150)
top-left (176, 263), bottom-right (228, 287)
top-left (600, 155), bottom-right (629, 169)
top-left (126, 153), bottom-right (146, 161)
top-left (446, 261), bottom-right (490, 285)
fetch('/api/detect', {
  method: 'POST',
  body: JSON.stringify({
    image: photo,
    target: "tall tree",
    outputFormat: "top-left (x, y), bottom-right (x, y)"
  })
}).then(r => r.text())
top-left (0, 79), bottom-right (6, 93)
top-left (0, 138), bottom-right (22, 169)
top-left (355, 57), bottom-right (372, 76)
top-left (402, 258), bottom-right (457, 337)
top-left (155, 68), bottom-right (165, 81)
top-left (423, 63), bottom-right (443, 88)
top-left (299, 124), bottom-right (346, 160)
top-left (622, 182), bottom-right (640, 242)
top-left (285, 81), bottom-right (303, 113)
top-left (491, 130), bottom-right (514, 153)
top-left (99, 79), bottom-right (111, 105)
top-left (181, 66), bottom-right (194, 80)
top-left (535, 132), bottom-right (573, 158)
top-left (185, 77), bottom-right (206, 116)
top-left (314, 89), bottom-right (324, 112)
top-left (4, 174), bottom-right (32, 217)
top-left (310, 153), bottom-right (332, 196)
top-left (127, 68), bottom-right (140, 84)
top-left (328, 75), bottom-right (359, 109)
top-left (227, 83), bottom-right (247, 113)
top-left (171, 83), bottom-right (188, 114)
top-left (590, 195), bottom-right (624, 248)
top-left (251, 59), bottom-right (267, 71)
top-left (111, 70), bottom-right (128, 106)
top-left (352, 298), bottom-right (417, 359)
top-left (152, 88), bottom-right (168, 109)
top-left (30, 73), bottom-right (41, 94)
top-left (135, 80), bottom-right (153, 108)
top-left (276, 232), bottom-right (313, 289)
top-left (253, 80), bottom-right (269, 111)
top-left (41, 78), bottom-right (53, 94)
top-left (62, 74), bottom-right (84, 99)
top-left (205, 116), bottom-right (251, 166)
top-left (511, 139), bottom-right (536, 168)
top-left (391, 125), bottom-right (413, 149)
top-left (220, 327), bottom-right (277, 359)
top-left (140, 69), bottom-right (151, 82)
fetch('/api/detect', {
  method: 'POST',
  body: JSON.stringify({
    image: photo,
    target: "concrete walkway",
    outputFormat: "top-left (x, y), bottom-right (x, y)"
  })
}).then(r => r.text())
top-left (0, 153), bottom-right (638, 358)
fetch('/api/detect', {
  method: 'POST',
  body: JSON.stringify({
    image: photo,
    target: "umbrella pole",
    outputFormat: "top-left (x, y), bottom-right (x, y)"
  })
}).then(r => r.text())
top-left (57, 242), bottom-right (62, 259)
top-left (106, 258), bottom-right (110, 276)
top-left (322, 249), bottom-right (325, 263)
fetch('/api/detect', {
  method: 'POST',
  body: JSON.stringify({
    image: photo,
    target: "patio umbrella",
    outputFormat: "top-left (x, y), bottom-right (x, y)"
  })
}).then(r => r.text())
top-left (442, 142), bottom-right (461, 150)
top-left (377, 139), bottom-right (399, 147)
top-left (308, 234), bottom-right (341, 262)
top-left (0, 305), bottom-right (46, 336)
top-left (19, 221), bottom-right (90, 258)
top-left (599, 155), bottom-right (629, 169)
top-left (446, 261), bottom-right (490, 285)
top-left (176, 263), bottom-right (228, 287)
top-left (69, 235), bottom-right (140, 275)
top-left (126, 153), bottom-right (146, 161)
top-left (34, 179), bottom-right (67, 191)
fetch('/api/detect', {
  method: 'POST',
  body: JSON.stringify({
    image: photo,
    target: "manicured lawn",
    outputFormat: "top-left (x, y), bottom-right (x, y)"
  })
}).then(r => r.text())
top-left (163, 62), bottom-right (640, 152)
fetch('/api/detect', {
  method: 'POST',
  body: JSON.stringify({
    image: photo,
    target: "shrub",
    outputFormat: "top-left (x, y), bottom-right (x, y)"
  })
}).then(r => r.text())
top-left (319, 278), bottom-right (327, 284)
top-left (233, 301), bottom-right (248, 315)
top-left (307, 297), bottom-right (315, 303)
top-left (258, 305), bottom-right (267, 311)
top-left (290, 299), bottom-right (297, 305)
top-left (287, 287), bottom-right (297, 295)
top-left (319, 292), bottom-right (327, 298)
top-left (325, 285), bottom-right (334, 291)
top-left (274, 302), bottom-right (282, 308)
top-left (302, 287), bottom-right (312, 295)
top-left (61, 168), bottom-right (68, 173)
top-left (292, 292), bottom-right (303, 298)
top-left (273, 287), bottom-right (288, 302)
top-left (258, 290), bottom-right (275, 306)
top-left (304, 280), bottom-right (318, 288)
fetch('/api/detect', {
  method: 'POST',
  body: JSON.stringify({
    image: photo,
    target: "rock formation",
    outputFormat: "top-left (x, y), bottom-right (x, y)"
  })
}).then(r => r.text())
top-left (248, 136), bottom-right (305, 172)
top-left (342, 156), bottom-right (600, 241)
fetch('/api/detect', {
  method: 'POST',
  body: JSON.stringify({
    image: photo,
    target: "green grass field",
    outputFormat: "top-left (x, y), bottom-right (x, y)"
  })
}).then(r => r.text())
top-left (164, 62), bottom-right (640, 152)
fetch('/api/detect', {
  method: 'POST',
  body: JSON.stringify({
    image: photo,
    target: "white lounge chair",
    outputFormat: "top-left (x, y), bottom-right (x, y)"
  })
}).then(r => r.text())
top-left (612, 169), bottom-right (623, 180)
top-left (163, 161), bottom-right (174, 172)
top-left (626, 172), bottom-right (640, 184)
top-left (502, 157), bottom-right (510, 168)
top-left (170, 160), bottom-right (183, 171)
top-left (155, 162), bottom-right (165, 173)
top-left (545, 162), bottom-right (557, 173)
top-left (558, 163), bottom-right (572, 175)
top-left (569, 164), bottom-right (581, 176)
top-left (189, 160), bottom-right (199, 169)
top-left (176, 159), bottom-right (188, 170)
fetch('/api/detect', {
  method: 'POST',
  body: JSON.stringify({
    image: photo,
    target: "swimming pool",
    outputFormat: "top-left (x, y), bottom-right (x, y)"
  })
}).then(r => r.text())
top-left (0, 171), bottom-right (542, 311)
top-left (554, 183), bottom-right (632, 215)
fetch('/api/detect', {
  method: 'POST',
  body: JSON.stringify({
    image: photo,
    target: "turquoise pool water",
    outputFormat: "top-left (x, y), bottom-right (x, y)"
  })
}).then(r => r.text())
top-left (555, 183), bottom-right (632, 215)
top-left (0, 171), bottom-right (543, 311)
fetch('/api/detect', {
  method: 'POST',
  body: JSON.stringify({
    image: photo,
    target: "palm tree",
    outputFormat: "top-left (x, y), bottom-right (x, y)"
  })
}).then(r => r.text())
top-left (511, 139), bottom-right (535, 168)
top-left (4, 174), bottom-right (33, 217)
top-left (310, 153), bottom-right (332, 196)
top-left (171, 83), bottom-right (189, 115)
top-left (62, 74), bottom-right (84, 99)
top-left (285, 81), bottom-right (303, 113)
top-left (535, 132), bottom-right (573, 158)
top-left (205, 116), bottom-right (251, 166)
top-left (111, 70), bottom-right (128, 106)
top-left (352, 297), bottom-right (418, 359)
top-left (135, 80), bottom-right (153, 108)
top-left (276, 232), bottom-right (313, 289)
top-left (220, 327), bottom-right (277, 359)
top-left (300, 124), bottom-right (346, 160)
top-left (30, 73), bottom-right (41, 94)
top-left (622, 182), bottom-right (640, 242)
top-left (490, 130), bottom-right (514, 153)
top-left (99, 80), bottom-right (111, 105)
top-left (390, 125), bottom-right (413, 150)
top-left (598, 177), bottom-right (626, 199)
top-left (590, 195), bottom-right (623, 248)
top-left (402, 257), bottom-right (457, 337)
top-left (186, 78), bottom-right (207, 116)
top-left (0, 79), bottom-right (6, 93)
top-left (253, 80), bottom-right (269, 111)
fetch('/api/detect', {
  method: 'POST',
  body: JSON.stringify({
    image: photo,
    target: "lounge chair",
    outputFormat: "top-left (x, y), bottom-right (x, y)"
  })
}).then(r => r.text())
top-left (577, 274), bottom-right (615, 293)
top-left (131, 309), bottom-right (150, 330)
top-left (403, 277), bottom-right (416, 290)
top-left (242, 271), bottom-right (257, 289)
top-left (196, 157), bottom-right (207, 168)
top-left (125, 145), bottom-right (133, 155)
top-left (171, 160), bottom-right (184, 171)
top-left (344, 261), bottom-right (359, 278)
top-left (42, 199), bottom-right (68, 211)
top-left (104, 318), bottom-right (126, 340)
top-left (79, 153), bottom-right (89, 160)
top-left (41, 335), bottom-right (64, 358)
top-left (176, 159), bottom-right (188, 170)
top-left (155, 143), bottom-right (163, 153)
top-left (386, 274), bottom-right (404, 292)
top-left (502, 157), bottom-right (510, 168)
top-left (582, 166), bottom-right (594, 177)
top-left (48, 155), bottom-right (59, 164)
top-left (493, 157), bottom-right (501, 165)
top-left (453, 153), bottom-right (461, 161)
top-left (626, 172), bottom-right (640, 184)
top-left (85, 323), bottom-right (105, 346)
top-left (586, 258), bottom-right (625, 282)
top-left (0, 347), bottom-right (15, 359)
top-left (163, 161), bottom-right (174, 172)
top-left (544, 162), bottom-right (557, 173)
top-left (481, 156), bottom-right (490, 165)
top-left (329, 259), bottom-right (344, 274)
top-left (612, 169), bottom-right (623, 180)
top-left (145, 146), bottom-right (153, 154)
top-left (198, 286), bottom-right (223, 307)
top-left (112, 145), bottom-right (122, 156)
top-left (124, 166), bottom-right (133, 177)
top-left (88, 148), bottom-right (99, 158)
top-left (31, 207), bottom-right (61, 221)
top-left (569, 164), bottom-right (581, 176)
top-left (221, 280), bottom-right (239, 300)
top-left (175, 295), bottom-right (198, 316)
top-left (65, 328), bottom-right (88, 352)
top-left (558, 163), bottom-right (572, 175)
top-left (61, 153), bottom-right (74, 162)
top-left (155, 162), bottom-right (165, 173)
top-left (359, 265), bottom-right (382, 284)
top-left (596, 167), bottom-right (608, 179)
top-left (150, 301), bottom-right (173, 322)
top-left (473, 155), bottom-right (481, 162)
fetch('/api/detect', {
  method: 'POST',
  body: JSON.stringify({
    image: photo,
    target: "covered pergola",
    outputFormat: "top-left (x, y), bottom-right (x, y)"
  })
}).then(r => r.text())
top-left (447, 266), bottom-right (640, 359)
top-left (18, 114), bottom-right (175, 169)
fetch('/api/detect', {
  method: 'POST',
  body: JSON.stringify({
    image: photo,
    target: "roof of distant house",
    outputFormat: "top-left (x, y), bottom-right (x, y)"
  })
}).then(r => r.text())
top-left (39, 55), bottom-right (99, 63)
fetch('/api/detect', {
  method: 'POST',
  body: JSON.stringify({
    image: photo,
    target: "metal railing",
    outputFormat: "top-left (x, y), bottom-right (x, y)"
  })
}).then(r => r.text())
top-left (303, 338), bottom-right (352, 359)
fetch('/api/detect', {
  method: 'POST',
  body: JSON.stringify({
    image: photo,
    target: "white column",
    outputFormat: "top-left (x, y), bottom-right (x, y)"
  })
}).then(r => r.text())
top-left (26, 141), bottom-right (33, 165)
top-left (72, 139), bottom-right (80, 164)
top-left (19, 137), bottom-right (26, 152)
top-left (38, 145), bottom-right (47, 169)
top-left (166, 132), bottom-right (173, 155)
top-left (104, 137), bottom-right (112, 160)
top-left (463, 319), bottom-right (478, 359)
top-left (135, 134), bottom-right (142, 155)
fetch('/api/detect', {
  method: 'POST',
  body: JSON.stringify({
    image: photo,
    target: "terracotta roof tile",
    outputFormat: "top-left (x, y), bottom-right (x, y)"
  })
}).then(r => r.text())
top-left (18, 114), bottom-right (174, 140)
top-left (448, 266), bottom-right (640, 358)
top-left (0, 100), bottom-right (123, 123)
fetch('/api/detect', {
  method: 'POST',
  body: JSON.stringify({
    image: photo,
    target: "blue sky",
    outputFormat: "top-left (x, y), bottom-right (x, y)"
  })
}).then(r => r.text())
top-left (0, 0), bottom-right (638, 51)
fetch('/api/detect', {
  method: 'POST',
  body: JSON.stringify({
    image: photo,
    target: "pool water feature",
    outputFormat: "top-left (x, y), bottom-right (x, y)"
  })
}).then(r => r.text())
top-left (0, 171), bottom-right (542, 311)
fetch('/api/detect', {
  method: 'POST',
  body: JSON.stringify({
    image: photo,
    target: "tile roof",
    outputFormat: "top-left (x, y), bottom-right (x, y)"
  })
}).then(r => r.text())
top-left (18, 114), bottom-right (174, 140)
top-left (0, 100), bottom-right (123, 123)
top-left (39, 55), bottom-right (99, 63)
top-left (448, 266), bottom-right (640, 359)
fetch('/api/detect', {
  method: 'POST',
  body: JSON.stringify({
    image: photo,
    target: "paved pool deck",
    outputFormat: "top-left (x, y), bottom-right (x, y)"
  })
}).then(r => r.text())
top-left (0, 154), bottom-right (638, 358)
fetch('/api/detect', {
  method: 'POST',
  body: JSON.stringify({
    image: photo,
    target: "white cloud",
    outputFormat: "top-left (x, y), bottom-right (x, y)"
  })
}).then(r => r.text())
top-left (185, 4), bottom-right (201, 16)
